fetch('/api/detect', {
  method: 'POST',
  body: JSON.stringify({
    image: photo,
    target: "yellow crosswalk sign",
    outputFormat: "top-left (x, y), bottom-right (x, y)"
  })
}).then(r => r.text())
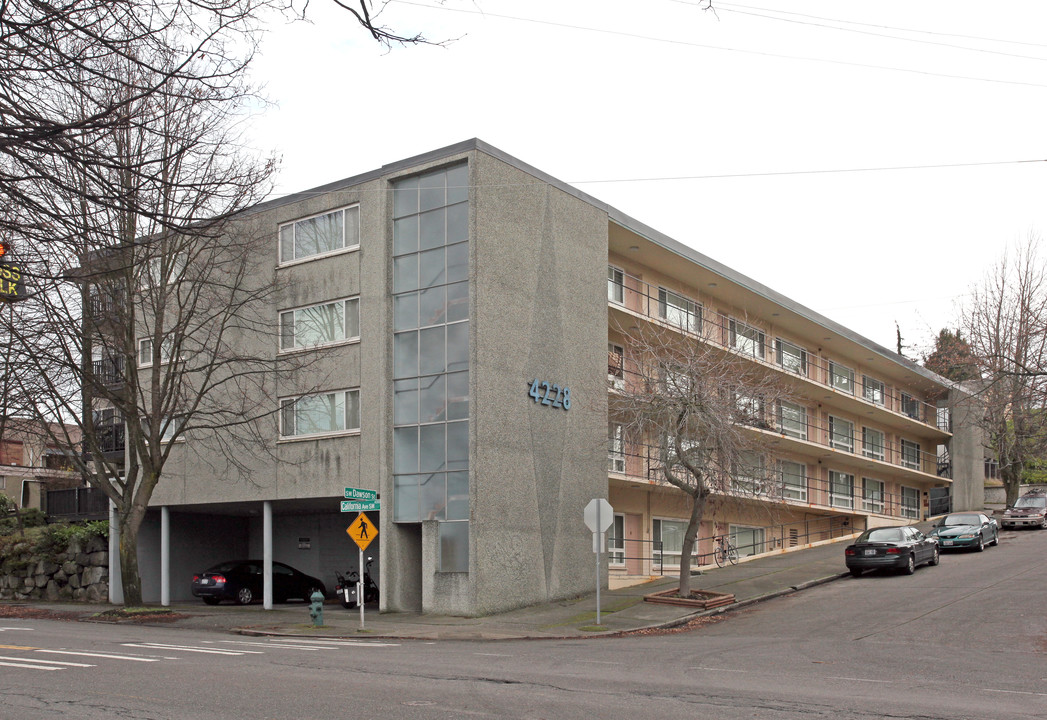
top-left (347, 512), bottom-right (377, 551)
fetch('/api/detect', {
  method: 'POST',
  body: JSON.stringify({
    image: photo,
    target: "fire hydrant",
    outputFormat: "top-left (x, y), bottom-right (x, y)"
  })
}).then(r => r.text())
top-left (309, 589), bottom-right (325, 627)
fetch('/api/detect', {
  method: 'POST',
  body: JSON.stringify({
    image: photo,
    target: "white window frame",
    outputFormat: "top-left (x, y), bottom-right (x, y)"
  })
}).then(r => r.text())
top-left (280, 389), bottom-right (361, 439)
top-left (732, 451), bottom-right (765, 494)
top-left (608, 514), bottom-right (625, 566)
top-left (862, 375), bottom-right (885, 405)
top-left (280, 297), bottom-right (360, 351)
top-left (729, 524), bottom-right (765, 558)
top-left (901, 439), bottom-right (921, 470)
top-left (730, 319), bottom-right (765, 359)
top-left (653, 517), bottom-right (692, 568)
top-left (861, 477), bottom-right (885, 513)
top-left (279, 205), bottom-right (360, 265)
top-left (901, 393), bottom-right (921, 420)
top-left (780, 460), bottom-right (807, 501)
top-left (658, 288), bottom-right (700, 333)
top-left (862, 426), bottom-right (885, 461)
top-left (776, 339), bottom-right (808, 376)
top-left (829, 362), bottom-right (855, 395)
top-left (829, 470), bottom-right (855, 509)
top-left (137, 337), bottom-right (174, 367)
top-left (608, 343), bottom-right (625, 391)
top-left (901, 485), bottom-right (920, 519)
top-left (608, 266), bottom-right (624, 304)
top-left (829, 415), bottom-right (854, 453)
top-left (779, 401), bottom-right (807, 440)
top-left (608, 423), bottom-right (625, 473)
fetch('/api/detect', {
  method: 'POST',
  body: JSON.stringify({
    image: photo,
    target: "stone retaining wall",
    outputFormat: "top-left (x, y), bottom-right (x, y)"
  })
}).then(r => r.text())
top-left (0, 535), bottom-right (109, 602)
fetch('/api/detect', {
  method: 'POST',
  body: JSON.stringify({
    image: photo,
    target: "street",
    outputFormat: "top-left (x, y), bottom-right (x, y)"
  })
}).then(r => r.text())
top-left (1, 527), bottom-right (1045, 719)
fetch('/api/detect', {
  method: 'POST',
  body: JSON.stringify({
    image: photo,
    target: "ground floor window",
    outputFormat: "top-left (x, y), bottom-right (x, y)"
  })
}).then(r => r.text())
top-left (730, 525), bottom-right (765, 557)
top-left (653, 518), bottom-right (689, 567)
top-left (608, 514), bottom-right (625, 565)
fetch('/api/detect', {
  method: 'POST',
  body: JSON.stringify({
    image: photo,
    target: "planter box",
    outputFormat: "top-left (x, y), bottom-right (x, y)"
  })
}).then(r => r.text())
top-left (643, 588), bottom-right (735, 610)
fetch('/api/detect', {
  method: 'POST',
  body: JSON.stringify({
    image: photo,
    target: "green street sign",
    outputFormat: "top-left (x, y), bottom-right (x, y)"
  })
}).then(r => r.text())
top-left (341, 500), bottom-right (380, 512)
top-left (344, 487), bottom-right (378, 501)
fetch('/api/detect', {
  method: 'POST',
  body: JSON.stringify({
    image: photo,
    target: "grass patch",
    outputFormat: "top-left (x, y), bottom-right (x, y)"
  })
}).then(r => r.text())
top-left (538, 596), bottom-right (642, 630)
top-left (577, 624), bottom-right (614, 632)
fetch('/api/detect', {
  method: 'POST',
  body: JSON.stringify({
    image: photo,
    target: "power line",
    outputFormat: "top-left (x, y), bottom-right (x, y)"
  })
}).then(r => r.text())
top-left (391, 0), bottom-right (1047, 89)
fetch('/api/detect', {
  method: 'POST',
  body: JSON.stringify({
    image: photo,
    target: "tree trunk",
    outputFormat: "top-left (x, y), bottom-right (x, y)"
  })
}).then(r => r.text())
top-left (677, 490), bottom-right (706, 597)
top-left (118, 513), bottom-right (143, 607)
top-left (1002, 466), bottom-right (1023, 508)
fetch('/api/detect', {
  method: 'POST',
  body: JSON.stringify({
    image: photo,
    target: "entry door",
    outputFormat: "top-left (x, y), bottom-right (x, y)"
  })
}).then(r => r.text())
top-left (624, 514), bottom-right (643, 575)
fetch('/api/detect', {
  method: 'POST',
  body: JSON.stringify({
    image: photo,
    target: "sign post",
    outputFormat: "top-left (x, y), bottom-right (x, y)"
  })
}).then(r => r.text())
top-left (583, 498), bottom-right (614, 624)
top-left (346, 511), bottom-right (377, 629)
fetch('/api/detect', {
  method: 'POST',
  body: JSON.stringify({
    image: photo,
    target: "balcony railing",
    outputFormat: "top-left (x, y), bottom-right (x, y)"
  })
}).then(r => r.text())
top-left (91, 356), bottom-right (125, 387)
top-left (608, 269), bottom-right (945, 433)
top-left (45, 486), bottom-right (109, 519)
top-left (86, 423), bottom-right (125, 456)
top-left (610, 443), bottom-right (930, 521)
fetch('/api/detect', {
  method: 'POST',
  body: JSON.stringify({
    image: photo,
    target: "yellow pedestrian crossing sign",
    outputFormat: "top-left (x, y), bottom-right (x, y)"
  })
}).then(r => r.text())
top-left (347, 512), bottom-right (377, 551)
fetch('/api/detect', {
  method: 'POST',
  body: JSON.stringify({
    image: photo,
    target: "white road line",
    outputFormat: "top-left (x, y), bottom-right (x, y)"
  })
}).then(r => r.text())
top-left (982, 688), bottom-right (1047, 697)
top-left (825, 677), bottom-right (893, 684)
top-left (689, 667), bottom-right (750, 673)
top-left (0, 627), bottom-right (30, 632)
top-left (37, 649), bottom-right (162, 662)
top-left (212, 640), bottom-right (329, 651)
top-left (0, 661), bottom-right (64, 671)
top-left (473, 653), bottom-right (512, 657)
top-left (0, 655), bottom-right (93, 667)
top-left (245, 638), bottom-right (400, 648)
top-left (122, 643), bottom-right (260, 656)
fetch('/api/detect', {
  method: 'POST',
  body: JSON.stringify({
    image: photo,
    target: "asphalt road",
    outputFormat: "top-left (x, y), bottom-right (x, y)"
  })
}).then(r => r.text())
top-left (1, 527), bottom-right (1045, 719)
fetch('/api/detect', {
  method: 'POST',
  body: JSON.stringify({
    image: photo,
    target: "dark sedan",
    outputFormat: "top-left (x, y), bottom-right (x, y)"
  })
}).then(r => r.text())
top-left (191, 560), bottom-right (326, 605)
top-left (1000, 492), bottom-right (1047, 530)
top-left (930, 512), bottom-right (999, 551)
top-left (844, 525), bottom-right (939, 577)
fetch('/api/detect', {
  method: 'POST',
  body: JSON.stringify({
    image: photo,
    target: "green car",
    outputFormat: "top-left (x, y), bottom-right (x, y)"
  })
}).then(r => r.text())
top-left (930, 512), bottom-right (999, 551)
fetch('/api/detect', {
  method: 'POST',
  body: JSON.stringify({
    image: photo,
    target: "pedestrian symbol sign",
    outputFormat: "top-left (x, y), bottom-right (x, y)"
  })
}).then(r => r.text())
top-left (347, 512), bottom-right (377, 551)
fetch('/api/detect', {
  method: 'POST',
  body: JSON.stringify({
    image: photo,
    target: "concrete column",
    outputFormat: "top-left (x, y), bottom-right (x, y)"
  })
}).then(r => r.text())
top-left (108, 501), bottom-right (123, 605)
top-left (263, 501), bottom-right (273, 610)
top-left (160, 506), bottom-right (170, 607)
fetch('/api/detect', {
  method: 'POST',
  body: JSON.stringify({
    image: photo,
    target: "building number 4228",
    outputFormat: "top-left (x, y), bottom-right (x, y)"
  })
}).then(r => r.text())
top-left (528, 379), bottom-right (571, 410)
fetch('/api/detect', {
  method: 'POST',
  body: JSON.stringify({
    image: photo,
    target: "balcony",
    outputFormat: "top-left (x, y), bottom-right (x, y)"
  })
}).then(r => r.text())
top-left (607, 269), bottom-right (948, 437)
top-left (85, 423), bottom-right (125, 459)
top-left (91, 356), bottom-right (125, 389)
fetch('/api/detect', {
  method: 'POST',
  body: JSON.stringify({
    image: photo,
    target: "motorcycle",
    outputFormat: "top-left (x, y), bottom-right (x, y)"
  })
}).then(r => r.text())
top-left (334, 570), bottom-right (358, 609)
top-left (334, 557), bottom-right (378, 609)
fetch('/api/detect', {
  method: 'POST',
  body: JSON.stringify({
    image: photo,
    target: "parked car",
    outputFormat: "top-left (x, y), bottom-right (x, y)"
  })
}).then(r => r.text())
top-left (1000, 492), bottom-right (1047, 530)
top-left (191, 560), bottom-right (326, 605)
top-left (844, 525), bottom-right (939, 577)
top-left (929, 512), bottom-right (999, 551)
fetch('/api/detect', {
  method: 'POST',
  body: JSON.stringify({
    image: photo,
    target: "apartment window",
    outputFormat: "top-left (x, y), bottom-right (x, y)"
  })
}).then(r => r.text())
top-left (776, 339), bottom-right (807, 375)
top-left (279, 206), bottom-right (360, 263)
top-left (280, 298), bottom-right (360, 350)
top-left (901, 439), bottom-right (921, 470)
top-left (608, 266), bottom-right (624, 304)
top-left (829, 362), bottom-right (854, 394)
top-left (281, 389), bottom-right (360, 437)
top-left (658, 288), bottom-right (700, 333)
top-left (862, 427), bottom-right (885, 461)
top-left (608, 423), bottom-right (625, 473)
top-left (733, 451), bottom-right (765, 494)
top-left (730, 525), bottom-right (765, 557)
top-left (778, 401), bottom-right (807, 440)
top-left (901, 393), bottom-right (921, 421)
top-left (734, 393), bottom-right (766, 427)
top-left (829, 416), bottom-right (854, 452)
top-left (780, 460), bottom-right (807, 501)
top-left (653, 518), bottom-right (689, 567)
top-left (608, 514), bottom-right (625, 565)
top-left (862, 477), bottom-right (885, 513)
top-left (830, 470), bottom-right (854, 509)
top-left (138, 337), bottom-right (173, 367)
top-left (985, 458), bottom-right (999, 480)
top-left (730, 320), bottom-right (765, 359)
top-left (862, 376), bottom-right (885, 405)
top-left (608, 343), bottom-right (624, 390)
top-left (143, 415), bottom-right (184, 444)
top-left (901, 485), bottom-right (920, 519)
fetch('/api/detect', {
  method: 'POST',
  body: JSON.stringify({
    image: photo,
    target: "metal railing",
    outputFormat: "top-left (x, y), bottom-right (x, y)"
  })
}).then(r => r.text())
top-left (45, 486), bottom-right (108, 519)
top-left (608, 269), bottom-right (945, 433)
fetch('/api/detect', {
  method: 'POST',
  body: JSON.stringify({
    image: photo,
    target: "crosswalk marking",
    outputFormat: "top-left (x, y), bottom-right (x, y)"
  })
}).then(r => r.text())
top-left (0, 655), bottom-right (93, 668)
top-left (0, 661), bottom-right (65, 671)
top-left (37, 649), bottom-right (161, 662)
top-left (122, 642), bottom-right (263, 656)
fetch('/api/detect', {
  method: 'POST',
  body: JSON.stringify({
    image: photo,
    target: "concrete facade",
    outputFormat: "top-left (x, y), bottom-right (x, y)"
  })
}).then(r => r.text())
top-left (110, 139), bottom-right (974, 615)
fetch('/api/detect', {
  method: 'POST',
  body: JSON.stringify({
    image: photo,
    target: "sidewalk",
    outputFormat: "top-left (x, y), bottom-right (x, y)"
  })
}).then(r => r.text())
top-left (8, 533), bottom-right (859, 641)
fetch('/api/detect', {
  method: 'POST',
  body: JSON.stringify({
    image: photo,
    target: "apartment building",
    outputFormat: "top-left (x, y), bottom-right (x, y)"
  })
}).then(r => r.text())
top-left (0, 418), bottom-right (81, 510)
top-left (115, 139), bottom-right (978, 614)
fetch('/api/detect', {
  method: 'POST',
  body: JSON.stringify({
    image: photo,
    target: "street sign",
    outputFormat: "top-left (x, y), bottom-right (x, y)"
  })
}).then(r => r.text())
top-left (344, 487), bottom-right (378, 501)
top-left (341, 500), bottom-right (380, 512)
top-left (347, 512), bottom-right (377, 551)
top-left (583, 498), bottom-right (613, 533)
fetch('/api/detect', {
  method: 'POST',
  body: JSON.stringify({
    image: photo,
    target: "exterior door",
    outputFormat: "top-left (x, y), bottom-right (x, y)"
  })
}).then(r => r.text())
top-left (625, 514), bottom-right (643, 575)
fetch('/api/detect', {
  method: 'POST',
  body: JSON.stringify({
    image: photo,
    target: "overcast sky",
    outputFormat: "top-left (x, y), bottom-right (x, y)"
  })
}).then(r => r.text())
top-left (246, 1), bottom-right (1047, 359)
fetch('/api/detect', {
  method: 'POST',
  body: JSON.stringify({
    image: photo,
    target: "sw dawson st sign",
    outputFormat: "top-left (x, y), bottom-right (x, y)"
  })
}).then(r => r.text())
top-left (341, 487), bottom-right (379, 513)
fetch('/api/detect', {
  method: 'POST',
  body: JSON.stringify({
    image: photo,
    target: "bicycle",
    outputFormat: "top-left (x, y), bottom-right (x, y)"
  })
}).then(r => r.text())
top-left (713, 535), bottom-right (739, 567)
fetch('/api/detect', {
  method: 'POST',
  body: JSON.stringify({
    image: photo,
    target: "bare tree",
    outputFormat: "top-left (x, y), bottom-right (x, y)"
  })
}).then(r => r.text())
top-left (609, 318), bottom-right (794, 597)
top-left (960, 236), bottom-right (1047, 507)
